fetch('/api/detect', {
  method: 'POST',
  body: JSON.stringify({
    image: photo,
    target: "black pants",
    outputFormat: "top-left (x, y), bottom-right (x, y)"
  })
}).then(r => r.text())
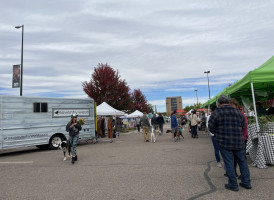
top-left (191, 125), bottom-right (197, 137)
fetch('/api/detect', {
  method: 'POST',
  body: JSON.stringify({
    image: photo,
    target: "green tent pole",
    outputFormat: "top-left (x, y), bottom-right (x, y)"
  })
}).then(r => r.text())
top-left (251, 82), bottom-right (259, 132)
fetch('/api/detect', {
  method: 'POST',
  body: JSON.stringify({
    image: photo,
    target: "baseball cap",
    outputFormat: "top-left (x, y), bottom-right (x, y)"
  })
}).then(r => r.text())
top-left (71, 114), bottom-right (78, 118)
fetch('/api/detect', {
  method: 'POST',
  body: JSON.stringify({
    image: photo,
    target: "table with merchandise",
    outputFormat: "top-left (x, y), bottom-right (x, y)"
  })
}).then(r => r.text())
top-left (247, 123), bottom-right (274, 169)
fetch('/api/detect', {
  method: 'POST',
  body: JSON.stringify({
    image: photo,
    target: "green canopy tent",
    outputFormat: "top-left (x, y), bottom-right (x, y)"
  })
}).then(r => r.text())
top-left (202, 87), bottom-right (230, 108)
top-left (203, 56), bottom-right (274, 130)
top-left (227, 56), bottom-right (274, 130)
top-left (227, 56), bottom-right (274, 98)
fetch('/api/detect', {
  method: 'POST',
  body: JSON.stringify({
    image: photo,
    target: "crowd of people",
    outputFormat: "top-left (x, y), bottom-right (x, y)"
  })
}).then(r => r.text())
top-left (69, 96), bottom-right (258, 191)
top-left (96, 116), bottom-right (123, 139)
top-left (139, 113), bottom-right (165, 142)
top-left (166, 95), bottom-right (253, 191)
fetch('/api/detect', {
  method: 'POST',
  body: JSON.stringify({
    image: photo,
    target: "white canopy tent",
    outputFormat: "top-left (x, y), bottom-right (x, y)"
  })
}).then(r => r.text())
top-left (127, 110), bottom-right (143, 118)
top-left (96, 102), bottom-right (125, 116)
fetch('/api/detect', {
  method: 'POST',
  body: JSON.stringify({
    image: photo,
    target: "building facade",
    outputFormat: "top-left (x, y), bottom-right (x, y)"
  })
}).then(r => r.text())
top-left (166, 96), bottom-right (183, 115)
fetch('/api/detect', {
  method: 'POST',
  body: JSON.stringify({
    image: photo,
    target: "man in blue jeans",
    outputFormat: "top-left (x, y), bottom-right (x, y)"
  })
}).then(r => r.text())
top-left (171, 110), bottom-right (179, 142)
top-left (208, 95), bottom-right (251, 191)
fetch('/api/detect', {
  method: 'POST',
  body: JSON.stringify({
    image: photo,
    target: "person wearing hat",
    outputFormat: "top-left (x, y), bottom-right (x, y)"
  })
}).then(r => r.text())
top-left (66, 114), bottom-right (82, 164)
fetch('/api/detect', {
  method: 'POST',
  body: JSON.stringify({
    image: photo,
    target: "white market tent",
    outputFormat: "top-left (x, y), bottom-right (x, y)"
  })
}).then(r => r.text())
top-left (96, 102), bottom-right (125, 116)
top-left (127, 110), bottom-right (143, 118)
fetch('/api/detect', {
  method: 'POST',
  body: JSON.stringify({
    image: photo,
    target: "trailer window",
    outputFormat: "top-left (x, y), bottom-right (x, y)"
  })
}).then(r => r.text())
top-left (41, 103), bottom-right (48, 112)
top-left (33, 103), bottom-right (48, 113)
top-left (33, 103), bottom-right (40, 112)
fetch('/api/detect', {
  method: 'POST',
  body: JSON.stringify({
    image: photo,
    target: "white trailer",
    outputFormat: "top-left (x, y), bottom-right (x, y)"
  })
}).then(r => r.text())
top-left (0, 96), bottom-right (96, 150)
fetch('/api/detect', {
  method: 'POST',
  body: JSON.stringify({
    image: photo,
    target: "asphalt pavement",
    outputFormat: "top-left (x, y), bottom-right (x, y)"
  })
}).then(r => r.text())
top-left (0, 123), bottom-right (273, 200)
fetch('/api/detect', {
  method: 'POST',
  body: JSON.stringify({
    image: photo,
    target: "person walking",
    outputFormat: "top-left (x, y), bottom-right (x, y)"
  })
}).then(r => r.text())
top-left (190, 110), bottom-right (198, 138)
top-left (157, 113), bottom-right (165, 135)
top-left (136, 116), bottom-right (141, 133)
top-left (66, 114), bottom-right (82, 164)
top-left (206, 106), bottom-right (222, 168)
top-left (140, 112), bottom-right (150, 142)
top-left (171, 110), bottom-right (179, 142)
top-left (115, 116), bottom-right (123, 137)
top-left (151, 114), bottom-right (158, 132)
top-left (200, 113), bottom-right (206, 132)
top-left (208, 95), bottom-right (251, 191)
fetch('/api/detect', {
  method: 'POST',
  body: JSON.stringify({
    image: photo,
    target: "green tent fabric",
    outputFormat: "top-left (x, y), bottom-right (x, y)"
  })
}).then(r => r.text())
top-left (203, 87), bottom-right (230, 107)
top-left (202, 56), bottom-right (274, 107)
top-left (203, 93), bottom-right (219, 107)
top-left (227, 56), bottom-right (274, 98)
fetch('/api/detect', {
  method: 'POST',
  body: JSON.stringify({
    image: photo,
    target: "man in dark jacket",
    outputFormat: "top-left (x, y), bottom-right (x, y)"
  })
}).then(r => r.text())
top-left (151, 114), bottom-right (158, 132)
top-left (209, 95), bottom-right (251, 191)
top-left (157, 113), bottom-right (165, 135)
top-left (66, 114), bottom-right (82, 164)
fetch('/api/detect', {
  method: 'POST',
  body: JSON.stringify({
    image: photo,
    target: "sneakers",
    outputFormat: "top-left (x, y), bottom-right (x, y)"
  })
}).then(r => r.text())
top-left (239, 182), bottom-right (252, 189)
top-left (225, 184), bottom-right (239, 192)
top-left (217, 162), bottom-right (223, 168)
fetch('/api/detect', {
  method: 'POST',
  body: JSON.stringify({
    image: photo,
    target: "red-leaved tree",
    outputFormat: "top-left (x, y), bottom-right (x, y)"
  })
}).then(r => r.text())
top-left (82, 63), bottom-right (132, 111)
top-left (131, 89), bottom-right (150, 113)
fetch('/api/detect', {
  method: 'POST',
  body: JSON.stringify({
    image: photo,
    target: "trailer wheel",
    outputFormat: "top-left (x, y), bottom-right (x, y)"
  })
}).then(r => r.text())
top-left (49, 134), bottom-right (64, 150)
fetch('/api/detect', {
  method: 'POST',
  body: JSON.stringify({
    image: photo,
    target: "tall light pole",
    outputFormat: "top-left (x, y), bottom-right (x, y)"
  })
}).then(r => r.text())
top-left (204, 71), bottom-right (210, 99)
top-left (15, 25), bottom-right (24, 96)
top-left (194, 89), bottom-right (198, 105)
top-left (204, 71), bottom-right (210, 113)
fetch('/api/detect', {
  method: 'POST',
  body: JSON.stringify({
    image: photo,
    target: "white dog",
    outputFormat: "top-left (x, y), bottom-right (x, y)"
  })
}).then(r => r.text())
top-left (151, 127), bottom-right (156, 143)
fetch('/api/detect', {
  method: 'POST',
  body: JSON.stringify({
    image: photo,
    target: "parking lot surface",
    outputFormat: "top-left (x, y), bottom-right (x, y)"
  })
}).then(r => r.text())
top-left (1, 124), bottom-right (274, 200)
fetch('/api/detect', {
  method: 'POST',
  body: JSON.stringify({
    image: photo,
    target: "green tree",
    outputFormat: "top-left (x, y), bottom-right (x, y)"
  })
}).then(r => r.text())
top-left (184, 102), bottom-right (202, 112)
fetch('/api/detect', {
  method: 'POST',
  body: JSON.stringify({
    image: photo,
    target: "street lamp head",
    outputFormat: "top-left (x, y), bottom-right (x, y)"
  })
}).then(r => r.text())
top-left (194, 89), bottom-right (198, 92)
top-left (204, 71), bottom-right (210, 74)
top-left (15, 25), bottom-right (22, 29)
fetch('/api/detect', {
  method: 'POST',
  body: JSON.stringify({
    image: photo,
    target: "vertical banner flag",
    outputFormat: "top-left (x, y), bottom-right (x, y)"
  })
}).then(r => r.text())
top-left (12, 65), bottom-right (20, 88)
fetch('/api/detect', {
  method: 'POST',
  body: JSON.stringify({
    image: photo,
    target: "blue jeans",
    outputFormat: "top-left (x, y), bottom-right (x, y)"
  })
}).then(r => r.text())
top-left (137, 124), bottom-right (140, 132)
top-left (220, 147), bottom-right (251, 189)
top-left (211, 136), bottom-right (221, 163)
top-left (69, 136), bottom-right (78, 156)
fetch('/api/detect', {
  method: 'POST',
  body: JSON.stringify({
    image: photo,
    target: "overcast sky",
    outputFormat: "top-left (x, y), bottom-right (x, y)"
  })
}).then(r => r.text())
top-left (1, 0), bottom-right (274, 112)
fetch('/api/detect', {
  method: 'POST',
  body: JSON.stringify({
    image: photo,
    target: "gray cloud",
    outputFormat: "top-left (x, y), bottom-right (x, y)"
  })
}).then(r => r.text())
top-left (1, 0), bottom-right (274, 109)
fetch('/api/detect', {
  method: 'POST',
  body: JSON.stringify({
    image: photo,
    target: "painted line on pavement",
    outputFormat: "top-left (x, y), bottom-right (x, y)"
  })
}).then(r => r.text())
top-left (0, 161), bottom-right (33, 164)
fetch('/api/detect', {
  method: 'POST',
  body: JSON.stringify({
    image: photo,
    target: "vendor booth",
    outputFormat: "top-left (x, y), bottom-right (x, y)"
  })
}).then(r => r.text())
top-left (96, 102), bottom-right (125, 116)
top-left (127, 110), bottom-right (143, 118)
top-left (203, 56), bottom-right (274, 168)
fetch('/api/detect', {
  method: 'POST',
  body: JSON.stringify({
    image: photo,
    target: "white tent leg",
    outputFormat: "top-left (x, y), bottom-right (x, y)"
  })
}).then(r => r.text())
top-left (251, 82), bottom-right (259, 132)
